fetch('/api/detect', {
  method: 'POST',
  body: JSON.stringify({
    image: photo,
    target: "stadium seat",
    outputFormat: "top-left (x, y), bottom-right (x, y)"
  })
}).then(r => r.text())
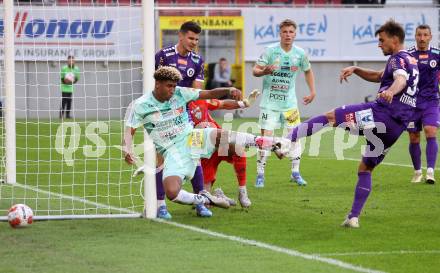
top-left (155, 0), bottom-right (174, 4)
top-left (331, 0), bottom-right (342, 4)
top-left (96, 0), bottom-right (115, 4)
top-left (175, 0), bottom-right (193, 3)
top-left (271, 0), bottom-right (292, 4)
top-left (234, 0), bottom-right (252, 4)
top-left (196, 0), bottom-right (211, 3)
top-left (57, 0), bottom-right (93, 5)
top-left (312, 0), bottom-right (327, 4)
top-left (116, 0), bottom-right (131, 4)
top-left (215, 0), bottom-right (230, 3)
top-left (293, 0), bottom-right (308, 4)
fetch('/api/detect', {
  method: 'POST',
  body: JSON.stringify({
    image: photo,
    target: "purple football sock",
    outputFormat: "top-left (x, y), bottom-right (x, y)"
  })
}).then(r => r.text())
top-left (348, 172), bottom-right (372, 219)
top-left (290, 115), bottom-right (329, 142)
top-left (156, 169), bottom-right (165, 201)
top-left (191, 165), bottom-right (204, 194)
top-left (426, 137), bottom-right (438, 169)
top-left (409, 142), bottom-right (422, 170)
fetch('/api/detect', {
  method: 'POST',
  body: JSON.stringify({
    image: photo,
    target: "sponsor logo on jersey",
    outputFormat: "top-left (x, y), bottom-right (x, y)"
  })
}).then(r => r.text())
top-left (187, 68), bottom-right (195, 77)
top-left (165, 52), bottom-right (175, 57)
top-left (177, 58), bottom-right (187, 65)
top-left (419, 54), bottom-right (429, 59)
top-left (407, 121), bottom-right (415, 129)
top-left (430, 60), bottom-right (437, 68)
top-left (290, 66), bottom-right (298, 71)
top-left (191, 54), bottom-right (200, 64)
top-left (345, 112), bottom-right (355, 123)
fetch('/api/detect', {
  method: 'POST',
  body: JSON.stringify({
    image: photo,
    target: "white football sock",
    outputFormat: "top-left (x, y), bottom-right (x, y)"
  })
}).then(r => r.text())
top-left (172, 190), bottom-right (204, 205)
top-left (157, 199), bottom-right (166, 207)
top-left (257, 148), bottom-right (270, 175)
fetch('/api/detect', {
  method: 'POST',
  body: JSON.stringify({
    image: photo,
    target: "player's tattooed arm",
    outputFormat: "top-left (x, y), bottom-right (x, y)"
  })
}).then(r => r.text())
top-left (340, 66), bottom-right (383, 83)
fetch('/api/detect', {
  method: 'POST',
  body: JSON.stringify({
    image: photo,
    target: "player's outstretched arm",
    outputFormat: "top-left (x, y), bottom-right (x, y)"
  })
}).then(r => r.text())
top-left (122, 127), bottom-right (137, 165)
top-left (199, 87), bottom-right (243, 101)
top-left (340, 66), bottom-right (383, 83)
top-left (218, 89), bottom-right (261, 109)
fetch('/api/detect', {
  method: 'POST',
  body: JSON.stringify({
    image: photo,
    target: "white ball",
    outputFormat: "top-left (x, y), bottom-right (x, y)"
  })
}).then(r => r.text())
top-left (8, 204), bottom-right (33, 228)
top-left (64, 72), bottom-right (75, 83)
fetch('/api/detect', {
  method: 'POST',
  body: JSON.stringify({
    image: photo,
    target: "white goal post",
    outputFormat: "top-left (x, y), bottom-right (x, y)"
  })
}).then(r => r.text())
top-left (0, 0), bottom-right (157, 220)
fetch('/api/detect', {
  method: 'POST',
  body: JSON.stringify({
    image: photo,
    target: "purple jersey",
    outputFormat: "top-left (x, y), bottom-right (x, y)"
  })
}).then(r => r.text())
top-left (407, 46), bottom-right (440, 107)
top-left (377, 50), bottom-right (419, 123)
top-left (155, 45), bottom-right (204, 88)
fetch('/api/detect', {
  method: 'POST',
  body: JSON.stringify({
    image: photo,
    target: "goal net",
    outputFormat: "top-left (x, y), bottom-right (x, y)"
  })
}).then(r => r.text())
top-left (0, 1), bottom-right (152, 220)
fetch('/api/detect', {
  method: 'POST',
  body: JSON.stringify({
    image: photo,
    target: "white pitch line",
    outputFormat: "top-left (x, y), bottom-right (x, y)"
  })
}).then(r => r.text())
top-left (12, 183), bottom-right (139, 215)
top-left (311, 156), bottom-right (439, 171)
top-left (155, 219), bottom-right (385, 273)
top-left (2, 183), bottom-right (385, 272)
top-left (313, 250), bottom-right (440, 257)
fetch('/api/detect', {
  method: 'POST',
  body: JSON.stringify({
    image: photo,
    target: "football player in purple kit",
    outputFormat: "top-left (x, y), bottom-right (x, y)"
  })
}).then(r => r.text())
top-left (153, 21), bottom-right (208, 218)
top-left (406, 24), bottom-right (439, 184)
top-left (281, 20), bottom-right (420, 228)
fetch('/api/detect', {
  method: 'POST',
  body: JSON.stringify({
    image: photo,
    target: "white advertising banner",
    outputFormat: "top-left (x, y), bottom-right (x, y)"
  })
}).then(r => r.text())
top-left (0, 7), bottom-right (142, 61)
top-left (242, 8), bottom-right (438, 61)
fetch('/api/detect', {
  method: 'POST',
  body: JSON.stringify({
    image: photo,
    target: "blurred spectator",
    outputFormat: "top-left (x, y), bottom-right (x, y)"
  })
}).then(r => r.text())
top-left (59, 55), bottom-right (80, 119)
top-left (212, 57), bottom-right (233, 88)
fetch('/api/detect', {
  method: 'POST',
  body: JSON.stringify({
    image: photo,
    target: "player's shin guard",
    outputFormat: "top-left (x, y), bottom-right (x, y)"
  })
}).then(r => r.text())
top-left (348, 172), bottom-right (372, 219)
top-left (257, 148), bottom-right (270, 175)
top-left (409, 142), bottom-right (422, 171)
top-left (191, 165), bottom-right (204, 194)
top-left (290, 115), bottom-right (329, 142)
top-left (426, 137), bottom-right (438, 170)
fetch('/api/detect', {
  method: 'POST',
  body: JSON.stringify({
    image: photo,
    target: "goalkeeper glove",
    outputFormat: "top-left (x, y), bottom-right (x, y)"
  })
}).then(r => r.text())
top-left (243, 89), bottom-right (261, 107)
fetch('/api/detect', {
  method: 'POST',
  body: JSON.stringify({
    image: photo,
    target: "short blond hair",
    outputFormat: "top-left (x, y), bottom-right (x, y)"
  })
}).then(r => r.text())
top-left (154, 66), bottom-right (182, 82)
top-left (279, 19), bottom-right (297, 30)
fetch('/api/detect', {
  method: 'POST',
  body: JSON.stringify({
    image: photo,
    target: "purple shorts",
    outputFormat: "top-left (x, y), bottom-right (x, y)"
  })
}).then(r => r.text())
top-left (334, 102), bottom-right (407, 168)
top-left (406, 101), bottom-right (440, 132)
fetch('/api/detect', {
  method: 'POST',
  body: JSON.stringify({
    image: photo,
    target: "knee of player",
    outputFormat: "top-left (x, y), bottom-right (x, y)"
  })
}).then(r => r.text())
top-left (424, 126), bottom-right (438, 138)
top-left (163, 177), bottom-right (181, 200)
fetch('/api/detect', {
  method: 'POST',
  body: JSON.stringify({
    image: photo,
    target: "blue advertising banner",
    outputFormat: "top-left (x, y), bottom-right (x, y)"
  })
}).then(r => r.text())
top-left (243, 8), bottom-right (437, 61)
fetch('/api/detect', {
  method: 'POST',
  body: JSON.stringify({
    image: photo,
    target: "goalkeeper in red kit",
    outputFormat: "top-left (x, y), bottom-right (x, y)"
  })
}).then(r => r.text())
top-left (188, 90), bottom-right (260, 208)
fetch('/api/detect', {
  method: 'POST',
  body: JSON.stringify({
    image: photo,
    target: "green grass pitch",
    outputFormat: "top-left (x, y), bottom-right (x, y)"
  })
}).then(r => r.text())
top-left (0, 118), bottom-right (439, 273)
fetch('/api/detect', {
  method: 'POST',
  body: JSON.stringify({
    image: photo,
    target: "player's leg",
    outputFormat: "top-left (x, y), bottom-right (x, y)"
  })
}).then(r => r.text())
top-left (425, 125), bottom-right (438, 184)
top-left (283, 108), bottom-right (307, 186)
top-left (65, 93), bottom-right (72, 119)
top-left (408, 131), bottom-right (423, 183)
top-left (155, 154), bottom-right (171, 219)
top-left (407, 109), bottom-right (423, 183)
top-left (342, 109), bottom-right (405, 228)
top-left (256, 129), bottom-right (272, 188)
top-left (190, 165), bottom-right (205, 195)
top-left (422, 105), bottom-right (439, 184)
top-left (60, 92), bottom-right (67, 119)
top-left (255, 108), bottom-right (278, 188)
top-left (231, 155), bottom-right (251, 208)
top-left (341, 161), bottom-right (374, 228)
